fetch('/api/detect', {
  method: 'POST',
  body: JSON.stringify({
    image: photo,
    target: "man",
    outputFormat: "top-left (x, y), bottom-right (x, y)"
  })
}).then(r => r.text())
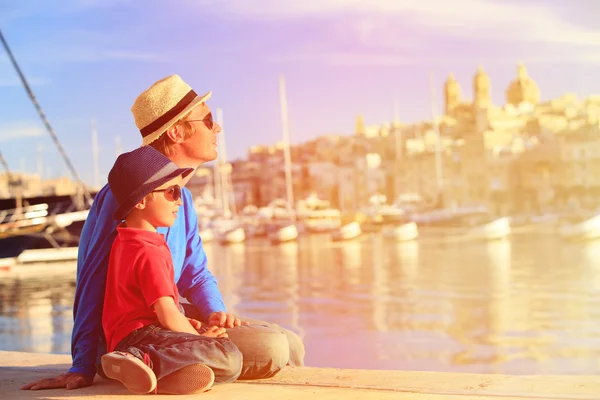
top-left (22, 75), bottom-right (305, 391)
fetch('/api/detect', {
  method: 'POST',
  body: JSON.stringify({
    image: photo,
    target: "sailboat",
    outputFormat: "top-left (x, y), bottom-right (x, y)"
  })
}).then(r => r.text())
top-left (212, 108), bottom-right (246, 245)
top-left (267, 76), bottom-right (299, 244)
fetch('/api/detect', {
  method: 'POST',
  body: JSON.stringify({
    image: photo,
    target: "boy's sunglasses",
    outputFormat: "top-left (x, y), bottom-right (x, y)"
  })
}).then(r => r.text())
top-left (187, 113), bottom-right (214, 130)
top-left (152, 184), bottom-right (181, 202)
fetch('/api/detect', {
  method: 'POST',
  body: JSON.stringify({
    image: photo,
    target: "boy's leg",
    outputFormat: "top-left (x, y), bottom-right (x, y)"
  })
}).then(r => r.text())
top-left (117, 325), bottom-right (243, 383)
top-left (101, 351), bottom-right (157, 394)
top-left (182, 304), bottom-right (305, 380)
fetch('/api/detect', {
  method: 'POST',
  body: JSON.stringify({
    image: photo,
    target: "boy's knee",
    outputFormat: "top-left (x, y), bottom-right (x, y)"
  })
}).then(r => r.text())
top-left (214, 345), bottom-right (243, 383)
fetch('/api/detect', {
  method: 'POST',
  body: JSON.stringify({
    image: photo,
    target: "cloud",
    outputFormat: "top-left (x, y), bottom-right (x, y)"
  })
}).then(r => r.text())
top-left (269, 51), bottom-right (600, 67)
top-left (41, 47), bottom-right (166, 64)
top-left (191, 0), bottom-right (600, 46)
top-left (0, 122), bottom-right (45, 143)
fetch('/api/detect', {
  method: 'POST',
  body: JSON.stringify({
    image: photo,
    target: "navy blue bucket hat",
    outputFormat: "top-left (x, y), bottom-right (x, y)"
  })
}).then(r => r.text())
top-left (108, 146), bottom-right (194, 221)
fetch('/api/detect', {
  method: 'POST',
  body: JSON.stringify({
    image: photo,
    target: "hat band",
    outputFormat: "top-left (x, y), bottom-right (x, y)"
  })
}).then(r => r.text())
top-left (140, 90), bottom-right (198, 138)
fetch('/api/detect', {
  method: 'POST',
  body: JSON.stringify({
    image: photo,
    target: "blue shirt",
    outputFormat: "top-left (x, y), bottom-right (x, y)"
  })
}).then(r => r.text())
top-left (69, 185), bottom-right (225, 379)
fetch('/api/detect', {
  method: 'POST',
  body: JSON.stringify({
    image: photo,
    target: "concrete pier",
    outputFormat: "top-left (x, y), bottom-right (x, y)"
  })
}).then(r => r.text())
top-left (1, 351), bottom-right (598, 399)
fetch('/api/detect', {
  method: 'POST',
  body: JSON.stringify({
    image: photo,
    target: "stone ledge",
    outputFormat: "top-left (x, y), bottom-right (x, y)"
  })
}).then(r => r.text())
top-left (1, 351), bottom-right (598, 399)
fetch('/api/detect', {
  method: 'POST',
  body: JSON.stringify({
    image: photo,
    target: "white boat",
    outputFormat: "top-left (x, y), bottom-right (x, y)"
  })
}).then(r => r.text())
top-left (268, 223), bottom-right (298, 244)
top-left (559, 214), bottom-right (600, 241)
top-left (468, 217), bottom-right (511, 241)
top-left (218, 226), bottom-right (246, 245)
top-left (296, 192), bottom-right (341, 233)
top-left (382, 221), bottom-right (419, 241)
top-left (358, 193), bottom-right (409, 232)
top-left (331, 221), bottom-right (362, 241)
top-left (16, 247), bottom-right (79, 263)
top-left (53, 210), bottom-right (89, 228)
top-left (198, 227), bottom-right (215, 243)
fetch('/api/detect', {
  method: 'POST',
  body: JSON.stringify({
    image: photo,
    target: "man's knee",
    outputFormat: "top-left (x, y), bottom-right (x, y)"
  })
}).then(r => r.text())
top-left (228, 325), bottom-right (290, 380)
top-left (283, 329), bottom-right (305, 367)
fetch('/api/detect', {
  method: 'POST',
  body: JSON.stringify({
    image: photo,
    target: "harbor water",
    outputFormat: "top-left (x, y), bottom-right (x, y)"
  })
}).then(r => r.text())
top-left (1, 232), bottom-right (600, 375)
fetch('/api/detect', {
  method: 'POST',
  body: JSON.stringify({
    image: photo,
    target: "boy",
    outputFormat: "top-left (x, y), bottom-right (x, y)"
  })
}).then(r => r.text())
top-left (101, 146), bottom-right (242, 395)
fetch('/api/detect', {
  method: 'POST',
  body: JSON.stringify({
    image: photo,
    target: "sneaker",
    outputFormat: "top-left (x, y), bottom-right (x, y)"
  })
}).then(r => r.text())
top-left (157, 364), bottom-right (215, 395)
top-left (101, 351), bottom-right (157, 394)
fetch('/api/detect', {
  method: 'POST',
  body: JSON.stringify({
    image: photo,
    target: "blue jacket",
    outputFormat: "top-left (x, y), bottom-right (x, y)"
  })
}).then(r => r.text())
top-left (69, 185), bottom-right (225, 379)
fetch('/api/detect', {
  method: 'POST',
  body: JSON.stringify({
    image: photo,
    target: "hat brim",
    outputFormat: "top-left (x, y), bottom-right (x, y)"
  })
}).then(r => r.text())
top-left (113, 167), bottom-right (194, 221)
top-left (141, 91), bottom-right (212, 146)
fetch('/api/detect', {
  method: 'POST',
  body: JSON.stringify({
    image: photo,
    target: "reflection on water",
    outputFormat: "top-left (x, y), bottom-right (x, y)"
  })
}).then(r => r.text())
top-left (2, 234), bottom-right (600, 374)
top-left (0, 277), bottom-right (74, 354)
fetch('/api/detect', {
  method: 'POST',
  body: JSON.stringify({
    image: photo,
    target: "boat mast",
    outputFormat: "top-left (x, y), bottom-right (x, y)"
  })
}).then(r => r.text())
top-left (279, 75), bottom-right (295, 221)
top-left (394, 100), bottom-right (402, 200)
top-left (429, 71), bottom-right (444, 202)
top-left (115, 135), bottom-right (122, 158)
top-left (216, 108), bottom-right (235, 218)
top-left (0, 29), bottom-right (92, 208)
top-left (91, 119), bottom-right (100, 190)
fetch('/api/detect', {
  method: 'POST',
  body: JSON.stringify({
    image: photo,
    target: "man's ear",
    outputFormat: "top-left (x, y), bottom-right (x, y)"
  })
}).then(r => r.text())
top-left (164, 125), bottom-right (185, 144)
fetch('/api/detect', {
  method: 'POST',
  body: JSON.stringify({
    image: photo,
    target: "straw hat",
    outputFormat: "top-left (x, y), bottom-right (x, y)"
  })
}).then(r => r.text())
top-left (108, 146), bottom-right (194, 221)
top-left (131, 75), bottom-right (212, 146)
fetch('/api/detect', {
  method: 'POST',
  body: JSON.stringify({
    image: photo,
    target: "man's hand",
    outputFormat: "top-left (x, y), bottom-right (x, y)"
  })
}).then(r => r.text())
top-left (207, 311), bottom-right (249, 329)
top-left (21, 372), bottom-right (93, 391)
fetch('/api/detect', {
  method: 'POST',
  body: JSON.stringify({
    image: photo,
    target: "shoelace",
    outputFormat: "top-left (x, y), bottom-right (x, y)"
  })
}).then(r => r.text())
top-left (142, 353), bottom-right (157, 395)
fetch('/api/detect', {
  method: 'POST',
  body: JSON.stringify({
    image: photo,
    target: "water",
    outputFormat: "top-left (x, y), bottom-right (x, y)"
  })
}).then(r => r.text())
top-left (2, 234), bottom-right (600, 374)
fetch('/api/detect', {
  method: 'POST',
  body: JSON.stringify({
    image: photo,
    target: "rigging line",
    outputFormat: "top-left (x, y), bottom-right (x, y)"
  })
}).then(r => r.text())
top-left (0, 28), bottom-right (93, 207)
top-left (0, 151), bottom-right (15, 183)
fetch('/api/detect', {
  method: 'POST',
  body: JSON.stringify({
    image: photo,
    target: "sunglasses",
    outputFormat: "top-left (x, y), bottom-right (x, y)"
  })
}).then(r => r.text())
top-left (152, 184), bottom-right (182, 202)
top-left (187, 113), bottom-right (214, 130)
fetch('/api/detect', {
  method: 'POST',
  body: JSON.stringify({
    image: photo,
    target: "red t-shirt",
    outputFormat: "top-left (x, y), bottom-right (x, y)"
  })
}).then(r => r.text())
top-left (102, 225), bottom-right (180, 352)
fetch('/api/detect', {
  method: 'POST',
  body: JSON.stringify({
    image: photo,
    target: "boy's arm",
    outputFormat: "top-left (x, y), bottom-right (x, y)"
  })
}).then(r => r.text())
top-left (153, 297), bottom-right (199, 335)
top-left (176, 188), bottom-right (226, 320)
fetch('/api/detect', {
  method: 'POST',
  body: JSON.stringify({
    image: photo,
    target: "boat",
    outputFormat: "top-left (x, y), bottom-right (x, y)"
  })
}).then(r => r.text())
top-left (268, 222), bottom-right (298, 244)
top-left (198, 225), bottom-right (215, 243)
top-left (331, 221), bottom-right (362, 241)
top-left (264, 76), bottom-right (298, 245)
top-left (218, 226), bottom-right (246, 245)
top-left (0, 198), bottom-right (90, 259)
top-left (296, 192), bottom-right (341, 233)
top-left (382, 221), bottom-right (419, 241)
top-left (0, 36), bottom-right (94, 260)
top-left (468, 216), bottom-right (511, 241)
top-left (358, 194), bottom-right (410, 233)
top-left (559, 213), bottom-right (600, 241)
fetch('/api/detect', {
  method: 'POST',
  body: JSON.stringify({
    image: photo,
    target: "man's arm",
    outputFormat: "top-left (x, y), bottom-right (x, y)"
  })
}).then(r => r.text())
top-left (175, 188), bottom-right (226, 320)
top-left (70, 187), bottom-right (119, 378)
top-left (22, 187), bottom-right (118, 390)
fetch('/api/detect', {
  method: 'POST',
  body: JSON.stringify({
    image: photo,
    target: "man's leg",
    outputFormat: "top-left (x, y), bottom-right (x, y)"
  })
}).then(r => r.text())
top-left (182, 304), bottom-right (305, 380)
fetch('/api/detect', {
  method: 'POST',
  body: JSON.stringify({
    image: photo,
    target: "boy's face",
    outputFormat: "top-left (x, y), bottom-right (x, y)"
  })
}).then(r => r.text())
top-left (141, 175), bottom-right (184, 227)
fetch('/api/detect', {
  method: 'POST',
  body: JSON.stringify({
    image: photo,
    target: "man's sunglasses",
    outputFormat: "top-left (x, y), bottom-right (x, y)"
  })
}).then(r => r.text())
top-left (187, 113), bottom-right (214, 130)
top-left (152, 184), bottom-right (182, 202)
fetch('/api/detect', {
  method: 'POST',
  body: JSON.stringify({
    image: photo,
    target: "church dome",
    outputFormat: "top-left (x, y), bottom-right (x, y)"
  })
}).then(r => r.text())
top-left (506, 64), bottom-right (540, 106)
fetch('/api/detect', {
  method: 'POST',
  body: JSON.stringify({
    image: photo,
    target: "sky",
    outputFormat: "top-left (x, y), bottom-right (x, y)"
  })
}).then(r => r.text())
top-left (1, 0), bottom-right (600, 186)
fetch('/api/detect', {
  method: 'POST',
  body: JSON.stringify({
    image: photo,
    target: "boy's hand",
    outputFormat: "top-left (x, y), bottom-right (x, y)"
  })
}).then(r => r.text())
top-left (187, 318), bottom-right (204, 332)
top-left (207, 311), bottom-right (249, 329)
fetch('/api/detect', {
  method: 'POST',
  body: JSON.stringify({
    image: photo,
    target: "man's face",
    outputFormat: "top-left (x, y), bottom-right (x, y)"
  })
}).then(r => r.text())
top-left (183, 104), bottom-right (221, 164)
